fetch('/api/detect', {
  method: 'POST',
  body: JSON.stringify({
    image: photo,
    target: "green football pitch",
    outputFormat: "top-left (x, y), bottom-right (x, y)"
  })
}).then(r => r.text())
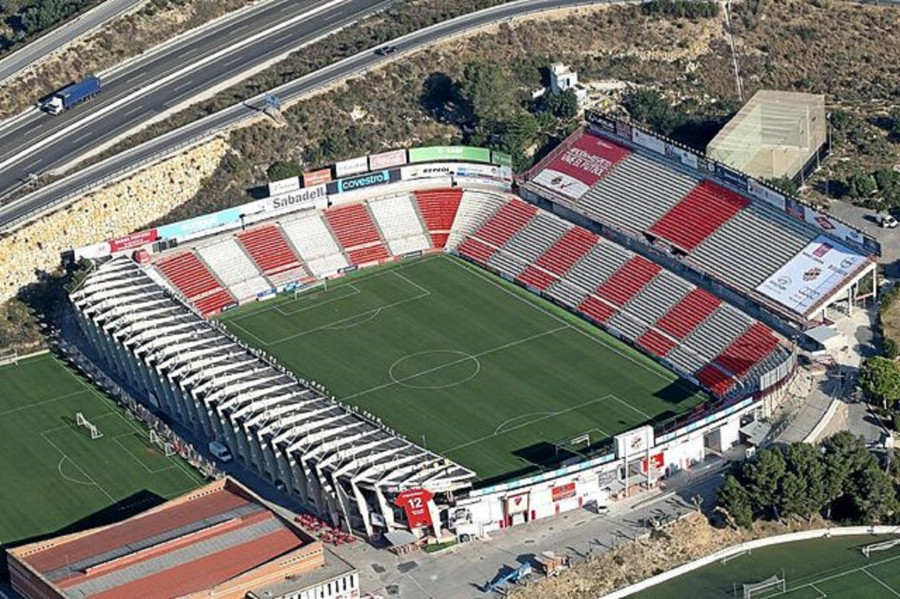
top-left (633, 534), bottom-right (900, 599)
top-left (0, 354), bottom-right (205, 547)
top-left (220, 254), bottom-right (707, 482)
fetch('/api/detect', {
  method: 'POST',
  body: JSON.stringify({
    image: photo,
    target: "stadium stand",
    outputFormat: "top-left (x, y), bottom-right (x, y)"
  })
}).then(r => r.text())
top-left (456, 195), bottom-right (788, 397)
top-left (414, 188), bottom-right (464, 248)
top-left (154, 252), bottom-right (236, 317)
top-left (368, 194), bottom-right (431, 256)
top-left (237, 225), bottom-right (312, 288)
top-left (649, 180), bottom-right (750, 250)
top-left (325, 203), bottom-right (389, 265)
top-left (445, 190), bottom-right (506, 250)
top-left (578, 153), bottom-right (698, 232)
top-left (280, 213), bottom-right (350, 278)
top-left (196, 238), bottom-right (271, 300)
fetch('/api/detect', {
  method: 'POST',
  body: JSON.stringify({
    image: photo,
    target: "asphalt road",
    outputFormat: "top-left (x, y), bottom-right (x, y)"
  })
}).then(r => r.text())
top-left (0, 0), bottom-right (144, 86)
top-left (0, 0), bottom-right (613, 232)
top-left (0, 0), bottom-right (391, 200)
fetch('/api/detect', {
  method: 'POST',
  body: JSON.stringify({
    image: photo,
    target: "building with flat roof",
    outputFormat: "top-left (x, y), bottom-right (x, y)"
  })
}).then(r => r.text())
top-left (707, 90), bottom-right (827, 182)
top-left (7, 477), bottom-right (359, 599)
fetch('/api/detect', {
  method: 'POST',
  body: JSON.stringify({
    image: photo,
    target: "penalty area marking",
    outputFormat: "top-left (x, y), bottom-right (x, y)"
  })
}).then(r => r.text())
top-left (56, 456), bottom-right (94, 486)
top-left (388, 350), bottom-right (481, 390)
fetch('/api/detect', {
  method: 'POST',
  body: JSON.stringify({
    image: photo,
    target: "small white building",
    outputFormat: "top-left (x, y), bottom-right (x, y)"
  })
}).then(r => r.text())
top-left (549, 63), bottom-right (588, 105)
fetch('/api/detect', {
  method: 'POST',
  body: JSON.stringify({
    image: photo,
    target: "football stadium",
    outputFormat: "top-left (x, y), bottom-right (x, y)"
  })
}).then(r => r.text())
top-left (61, 111), bottom-right (878, 542)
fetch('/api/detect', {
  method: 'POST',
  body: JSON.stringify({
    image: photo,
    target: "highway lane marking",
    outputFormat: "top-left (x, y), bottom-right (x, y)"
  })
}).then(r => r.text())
top-left (23, 159), bottom-right (43, 172)
top-left (71, 131), bottom-right (93, 145)
top-left (235, 23), bottom-right (251, 32)
top-left (172, 79), bottom-right (195, 92)
top-left (222, 55), bottom-right (245, 68)
top-left (122, 105), bottom-right (145, 118)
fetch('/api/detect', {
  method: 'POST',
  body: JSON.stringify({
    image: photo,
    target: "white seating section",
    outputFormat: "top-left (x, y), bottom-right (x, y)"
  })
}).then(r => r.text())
top-left (445, 191), bottom-right (507, 250)
top-left (281, 213), bottom-right (350, 277)
top-left (196, 239), bottom-right (271, 300)
top-left (368, 194), bottom-right (431, 256)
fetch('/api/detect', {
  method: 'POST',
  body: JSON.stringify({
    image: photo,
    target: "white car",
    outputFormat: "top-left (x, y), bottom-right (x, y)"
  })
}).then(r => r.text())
top-left (878, 213), bottom-right (898, 228)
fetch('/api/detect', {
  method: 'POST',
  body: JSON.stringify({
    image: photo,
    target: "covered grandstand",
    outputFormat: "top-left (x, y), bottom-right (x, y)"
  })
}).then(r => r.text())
top-left (707, 90), bottom-right (827, 182)
top-left (520, 115), bottom-right (876, 328)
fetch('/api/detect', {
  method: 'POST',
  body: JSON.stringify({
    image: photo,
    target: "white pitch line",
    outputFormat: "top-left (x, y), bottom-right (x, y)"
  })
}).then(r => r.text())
top-left (863, 569), bottom-right (900, 597)
top-left (609, 394), bottom-right (654, 421)
top-left (0, 389), bottom-right (89, 417)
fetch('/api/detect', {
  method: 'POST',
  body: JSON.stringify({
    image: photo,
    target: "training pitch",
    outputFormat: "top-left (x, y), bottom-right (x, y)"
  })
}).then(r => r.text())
top-left (220, 255), bottom-right (706, 482)
top-left (0, 354), bottom-right (205, 546)
top-left (634, 534), bottom-right (900, 598)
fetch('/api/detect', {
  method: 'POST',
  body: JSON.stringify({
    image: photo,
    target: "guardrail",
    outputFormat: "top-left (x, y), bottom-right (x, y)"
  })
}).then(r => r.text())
top-left (0, 0), bottom-right (612, 235)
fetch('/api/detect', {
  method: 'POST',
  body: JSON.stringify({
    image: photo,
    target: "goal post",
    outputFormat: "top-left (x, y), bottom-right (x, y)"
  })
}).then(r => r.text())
top-left (294, 279), bottom-right (327, 300)
top-left (149, 430), bottom-right (176, 457)
top-left (741, 574), bottom-right (785, 599)
top-left (863, 538), bottom-right (900, 558)
top-left (75, 412), bottom-right (103, 439)
top-left (0, 348), bottom-right (18, 366)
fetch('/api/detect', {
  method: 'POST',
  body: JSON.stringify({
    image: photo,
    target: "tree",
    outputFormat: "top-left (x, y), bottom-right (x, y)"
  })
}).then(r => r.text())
top-left (767, 176), bottom-right (799, 196)
top-left (784, 443), bottom-right (827, 518)
top-left (891, 107), bottom-right (900, 139)
top-left (860, 357), bottom-right (900, 408)
top-left (742, 448), bottom-right (787, 519)
top-left (716, 474), bottom-right (754, 528)
top-left (624, 89), bottom-right (684, 136)
top-left (849, 464), bottom-right (897, 522)
top-left (874, 169), bottom-right (900, 206)
top-left (458, 61), bottom-right (518, 128)
top-left (420, 72), bottom-right (455, 118)
top-left (541, 89), bottom-right (579, 120)
top-left (846, 172), bottom-right (877, 199)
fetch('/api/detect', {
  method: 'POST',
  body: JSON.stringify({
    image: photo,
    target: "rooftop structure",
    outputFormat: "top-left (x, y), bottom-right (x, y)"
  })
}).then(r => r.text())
top-left (706, 90), bottom-right (827, 181)
top-left (6, 478), bottom-right (357, 599)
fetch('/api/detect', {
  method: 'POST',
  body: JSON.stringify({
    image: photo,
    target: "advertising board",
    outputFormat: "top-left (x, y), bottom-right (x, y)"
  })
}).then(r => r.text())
top-left (664, 143), bottom-right (699, 170)
top-left (785, 198), bottom-right (806, 221)
top-left (491, 151), bottom-right (513, 167)
top-left (506, 492), bottom-right (529, 515)
top-left (802, 207), bottom-right (866, 247)
top-left (109, 229), bottom-right (159, 253)
top-left (614, 425), bottom-right (654, 458)
top-left (614, 120), bottom-right (632, 140)
top-left (632, 128), bottom-right (666, 156)
top-left (641, 453), bottom-right (665, 473)
top-left (303, 168), bottom-right (332, 186)
top-left (714, 163), bottom-right (749, 191)
top-left (368, 148), bottom-right (407, 170)
top-left (747, 178), bottom-right (786, 211)
top-left (395, 488), bottom-right (434, 529)
top-left (408, 145), bottom-right (491, 164)
top-left (268, 176), bottom-right (300, 196)
top-left (401, 162), bottom-right (511, 183)
top-left (532, 131), bottom-right (630, 200)
top-left (328, 169), bottom-right (399, 194)
top-left (74, 241), bottom-right (112, 260)
top-left (551, 482), bottom-right (576, 502)
top-left (157, 206), bottom-right (244, 242)
top-left (584, 109), bottom-right (616, 133)
top-left (864, 236), bottom-right (882, 256)
top-left (334, 156), bottom-right (369, 178)
top-left (264, 184), bottom-right (327, 216)
top-left (755, 235), bottom-right (867, 315)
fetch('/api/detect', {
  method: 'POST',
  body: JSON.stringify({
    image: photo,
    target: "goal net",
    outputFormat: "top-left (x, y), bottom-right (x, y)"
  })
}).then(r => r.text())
top-left (150, 430), bottom-right (176, 457)
top-left (742, 574), bottom-right (785, 598)
top-left (863, 538), bottom-right (900, 558)
top-left (294, 279), bottom-right (327, 300)
top-left (75, 412), bottom-right (103, 439)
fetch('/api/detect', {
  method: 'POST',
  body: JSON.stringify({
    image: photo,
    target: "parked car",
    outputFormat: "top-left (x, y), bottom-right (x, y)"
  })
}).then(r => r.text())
top-left (877, 212), bottom-right (898, 228)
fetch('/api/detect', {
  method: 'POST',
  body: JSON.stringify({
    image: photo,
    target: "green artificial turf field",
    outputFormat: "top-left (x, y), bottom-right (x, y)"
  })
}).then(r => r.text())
top-left (634, 534), bottom-right (900, 599)
top-left (220, 254), bottom-right (706, 482)
top-left (0, 354), bottom-right (205, 547)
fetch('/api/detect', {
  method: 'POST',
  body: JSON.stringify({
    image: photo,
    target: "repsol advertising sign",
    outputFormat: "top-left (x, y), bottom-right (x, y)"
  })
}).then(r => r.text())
top-left (327, 169), bottom-right (400, 194)
top-left (265, 184), bottom-right (327, 214)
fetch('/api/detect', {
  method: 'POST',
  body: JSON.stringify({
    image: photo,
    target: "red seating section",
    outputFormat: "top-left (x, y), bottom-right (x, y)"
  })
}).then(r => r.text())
top-left (578, 296), bottom-right (616, 324)
top-left (535, 227), bottom-right (598, 275)
top-left (457, 238), bottom-right (496, 264)
top-left (348, 245), bottom-right (390, 265)
top-left (156, 253), bottom-right (220, 299)
top-left (237, 225), bottom-right (303, 275)
top-left (516, 267), bottom-right (557, 291)
top-left (414, 188), bottom-right (463, 248)
top-left (595, 256), bottom-right (660, 307)
top-left (649, 181), bottom-right (750, 250)
top-left (156, 252), bottom-right (234, 317)
top-left (636, 329), bottom-right (677, 358)
top-left (655, 288), bottom-right (720, 339)
top-left (696, 364), bottom-right (735, 397)
top-left (326, 204), bottom-right (383, 249)
top-left (714, 323), bottom-right (780, 378)
top-left (471, 199), bottom-right (537, 247)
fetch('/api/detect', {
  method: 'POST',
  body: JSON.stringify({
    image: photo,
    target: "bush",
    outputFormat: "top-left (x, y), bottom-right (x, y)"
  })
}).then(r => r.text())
top-left (266, 161), bottom-right (304, 181)
top-left (885, 337), bottom-right (899, 360)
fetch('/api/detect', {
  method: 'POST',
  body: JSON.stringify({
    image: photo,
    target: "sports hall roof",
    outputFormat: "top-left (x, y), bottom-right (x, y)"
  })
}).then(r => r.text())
top-left (10, 479), bottom-right (313, 599)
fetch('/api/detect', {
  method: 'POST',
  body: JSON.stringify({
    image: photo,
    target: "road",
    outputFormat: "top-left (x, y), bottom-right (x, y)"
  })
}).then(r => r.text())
top-left (0, 0), bottom-right (613, 232)
top-left (0, 0), bottom-right (144, 86)
top-left (0, 0), bottom-right (392, 201)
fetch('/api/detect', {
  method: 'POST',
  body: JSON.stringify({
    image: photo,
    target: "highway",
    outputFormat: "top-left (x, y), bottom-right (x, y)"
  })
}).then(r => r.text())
top-left (0, 0), bottom-right (143, 86)
top-left (0, 0), bottom-right (608, 231)
top-left (0, 0), bottom-right (392, 199)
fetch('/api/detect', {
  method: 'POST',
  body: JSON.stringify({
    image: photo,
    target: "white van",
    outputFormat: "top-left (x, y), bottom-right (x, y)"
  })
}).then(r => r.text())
top-left (209, 440), bottom-right (233, 463)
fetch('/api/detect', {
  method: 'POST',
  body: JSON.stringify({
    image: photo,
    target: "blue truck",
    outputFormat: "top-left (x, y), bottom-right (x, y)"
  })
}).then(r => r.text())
top-left (41, 75), bottom-right (101, 115)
